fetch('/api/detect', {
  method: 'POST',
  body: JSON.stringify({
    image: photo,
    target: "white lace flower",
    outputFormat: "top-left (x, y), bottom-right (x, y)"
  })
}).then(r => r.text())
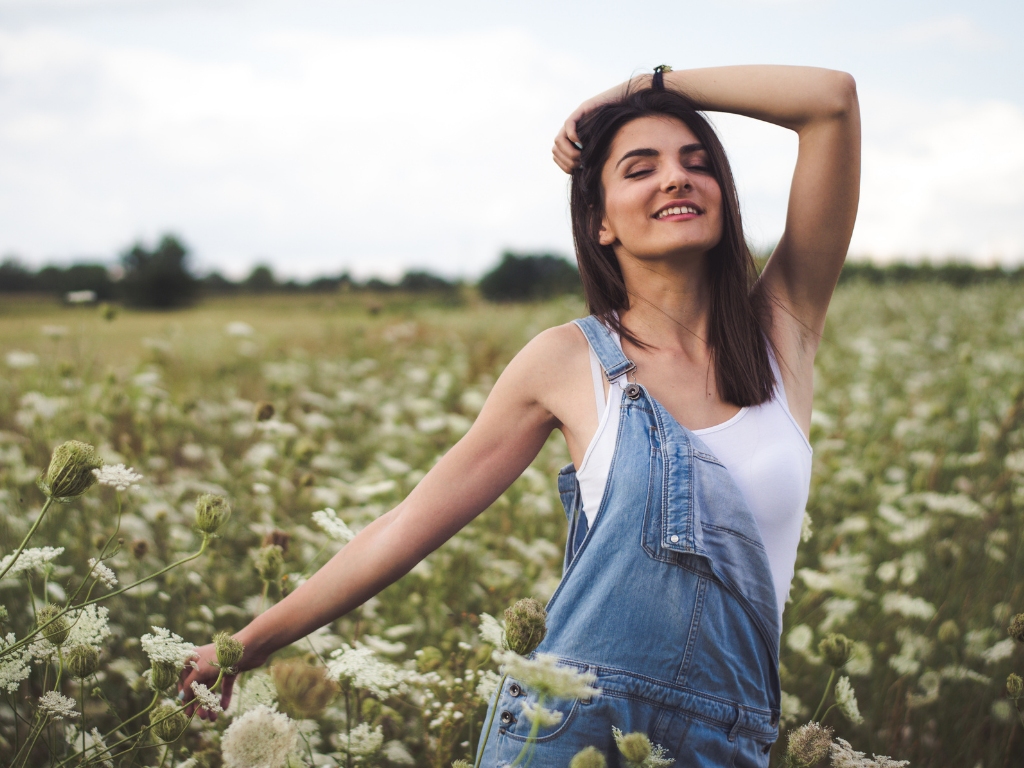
top-left (190, 681), bottom-right (223, 713)
top-left (229, 670), bottom-right (278, 716)
top-left (92, 464), bottom-right (143, 491)
top-left (478, 613), bottom-right (506, 648)
top-left (0, 633), bottom-right (33, 692)
top-left (496, 652), bottom-right (601, 700)
top-left (141, 627), bottom-right (196, 668)
top-left (88, 558), bottom-right (118, 588)
top-left (341, 722), bottom-right (384, 758)
top-left (835, 676), bottom-right (864, 724)
top-left (311, 508), bottom-right (355, 543)
top-left (326, 643), bottom-right (411, 699)
top-left (474, 669), bottom-right (502, 702)
top-left (221, 704), bottom-right (298, 768)
top-left (39, 690), bottom-right (79, 720)
top-left (64, 726), bottom-right (112, 767)
top-left (0, 546), bottom-right (64, 578)
top-left (67, 605), bottom-right (112, 649)
top-left (830, 738), bottom-right (909, 768)
top-left (520, 700), bottom-right (563, 727)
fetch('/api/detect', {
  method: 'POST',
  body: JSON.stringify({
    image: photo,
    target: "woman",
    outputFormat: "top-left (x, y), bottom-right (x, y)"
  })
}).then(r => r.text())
top-left (181, 65), bottom-right (860, 765)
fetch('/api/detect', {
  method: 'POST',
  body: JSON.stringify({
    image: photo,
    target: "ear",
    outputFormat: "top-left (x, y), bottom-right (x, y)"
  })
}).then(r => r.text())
top-left (598, 215), bottom-right (617, 247)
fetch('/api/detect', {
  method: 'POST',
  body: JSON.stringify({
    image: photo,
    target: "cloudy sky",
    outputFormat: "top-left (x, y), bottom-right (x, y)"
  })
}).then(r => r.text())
top-left (1, 0), bottom-right (1021, 279)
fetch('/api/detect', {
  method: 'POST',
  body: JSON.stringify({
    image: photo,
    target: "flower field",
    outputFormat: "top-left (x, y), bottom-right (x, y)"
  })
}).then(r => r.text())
top-left (1, 284), bottom-right (1023, 767)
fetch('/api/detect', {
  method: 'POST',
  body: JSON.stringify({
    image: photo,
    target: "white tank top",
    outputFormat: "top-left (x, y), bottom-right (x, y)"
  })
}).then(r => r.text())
top-left (575, 327), bottom-right (813, 620)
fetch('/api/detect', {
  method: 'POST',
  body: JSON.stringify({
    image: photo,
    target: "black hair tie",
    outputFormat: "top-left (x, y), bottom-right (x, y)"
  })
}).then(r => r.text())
top-left (652, 64), bottom-right (672, 92)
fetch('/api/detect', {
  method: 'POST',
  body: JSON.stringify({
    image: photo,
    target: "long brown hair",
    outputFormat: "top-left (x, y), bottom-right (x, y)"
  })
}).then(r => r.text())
top-left (570, 85), bottom-right (775, 407)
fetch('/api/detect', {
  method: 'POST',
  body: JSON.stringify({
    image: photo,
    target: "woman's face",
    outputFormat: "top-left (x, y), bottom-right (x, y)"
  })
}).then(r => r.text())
top-left (598, 115), bottom-right (723, 263)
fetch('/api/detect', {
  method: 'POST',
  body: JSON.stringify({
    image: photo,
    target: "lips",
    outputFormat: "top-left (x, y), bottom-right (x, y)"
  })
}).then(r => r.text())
top-left (653, 200), bottom-right (703, 219)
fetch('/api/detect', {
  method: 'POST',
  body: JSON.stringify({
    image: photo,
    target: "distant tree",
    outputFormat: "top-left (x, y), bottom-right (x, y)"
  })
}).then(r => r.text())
top-left (243, 264), bottom-right (277, 293)
top-left (478, 252), bottom-right (581, 302)
top-left (0, 259), bottom-right (36, 292)
top-left (201, 272), bottom-right (240, 294)
top-left (0, 258), bottom-right (115, 298)
top-left (120, 234), bottom-right (199, 309)
top-left (364, 278), bottom-right (395, 292)
top-left (397, 270), bottom-right (456, 293)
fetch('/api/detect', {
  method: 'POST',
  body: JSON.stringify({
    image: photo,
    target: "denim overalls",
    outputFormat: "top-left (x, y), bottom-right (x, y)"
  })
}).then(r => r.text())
top-left (477, 316), bottom-right (781, 767)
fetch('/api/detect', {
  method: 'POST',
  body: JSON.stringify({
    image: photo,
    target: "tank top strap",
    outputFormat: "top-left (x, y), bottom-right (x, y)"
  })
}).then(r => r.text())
top-left (573, 315), bottom-right (636, 383)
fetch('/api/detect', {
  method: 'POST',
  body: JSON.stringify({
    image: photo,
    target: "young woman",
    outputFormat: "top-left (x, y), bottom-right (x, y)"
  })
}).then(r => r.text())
top-left (180, 65), bottom-right (860, 765)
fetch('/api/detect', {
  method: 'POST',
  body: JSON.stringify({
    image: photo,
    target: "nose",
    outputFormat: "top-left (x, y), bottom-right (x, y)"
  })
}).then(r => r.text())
top-left (660, 159), bottom-right (693, 194)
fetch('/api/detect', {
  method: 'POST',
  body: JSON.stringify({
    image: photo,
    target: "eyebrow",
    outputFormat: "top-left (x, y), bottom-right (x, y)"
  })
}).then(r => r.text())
top-left (615, 143), bottom-right (706, 169)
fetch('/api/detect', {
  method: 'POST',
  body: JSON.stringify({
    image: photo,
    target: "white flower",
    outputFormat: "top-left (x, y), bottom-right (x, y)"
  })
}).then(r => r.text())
top-left (520, 700), bottom-right (563, 727)
top-left (141, 627), bottom-right (196, 668)
top-left (92, 464), bottom-right (143, 491)
top-left (6, 351), bottom-right (39, 368)
top-left (341, 722), bottom-right (384, 758)
top-left (834, 676), bottom-right (864, 724)
top-left (612, 726), bottom-right (675, 767)
top-left (830, 738), bottom-right (909, 768)
top-left (881, 592), bottom-right (936, 620)
top-left (64, 726), bottom-right (112, 767)
top-left (981, 638), bottom-right (1015, 665)
top-left (475, 669), bottom-right (502, 703)
top-left (88, 558), bottom-right (118, 588)
top-left (478, 613), bottom-right (506, 648)
top-left (496, 652), bottom-right (600, 700)
top-left (67, 605), bottom-right (112, 649)
top-left (39, 690), bottom-right (79, 720)
top-left (312, 508), bottom-right (355, 543)
top-left (229, 670), bottom-right (278, 716)
top-left (190, 681), bottom-right (223, 713)
top-left (0, 633), bottom-right (33, 692)
top-left (0, 546), bottom-right (64, 578)
top-left (327, 643), bottom-right (411, 699)
top-left (221, 705), bottom-right (298, 768)
top-left (225, 321), bottom-right (254, 337)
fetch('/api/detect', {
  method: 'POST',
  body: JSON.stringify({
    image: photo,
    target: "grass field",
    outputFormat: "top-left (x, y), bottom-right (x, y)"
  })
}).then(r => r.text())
top-left (2, 284), bottom-right (1023, 767)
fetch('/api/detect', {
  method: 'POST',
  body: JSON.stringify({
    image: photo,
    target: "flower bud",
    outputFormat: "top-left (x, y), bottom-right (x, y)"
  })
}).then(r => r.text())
top-left (1008, 613), bottom-right (1024, 643)
top-left (416, 646), bottom-right (444, 673)
top-left (132, 539), bottom-right (150, 559)
top-left (0, 605), bottom-right (8, 623)
top-left (38, 441), bottom-right (103, 502)
top-left (262, 529), bottom-right (291, 554)
top-left (254, 401), bottom-right (275, 421)
top-left (938, 619), bottom-right (960, 645)
top-left (271, 658), bottom-right (339, 719)
top-left (66, 644), bottom-right (101, 678)
top-left (569, 747), bottom-right (607, 768)
top-left (1008, 673), bottom-right (1023, 699)
top-left (503, 598), bottom-right (547, 657)
top-left (99, 303), bottom-right (118, 322)
top-left (194, 494), bottom-right (231, 535)
top-left (149, 661), bottom-right (179, 692)
top-left (615, 732), bottom-right (651, 766)
top-left (254, 544), bottom-right (284, 582)
top-left (214, 632), bottom-right (245, 671)
top-left (786, 722), bottom-right (834, 768)
top-left (37, 604), bottom-right (70, 647)
top-left (819, 633), bottom-right (853, 668)
top-left (150, 704), bottom-right (186, 742)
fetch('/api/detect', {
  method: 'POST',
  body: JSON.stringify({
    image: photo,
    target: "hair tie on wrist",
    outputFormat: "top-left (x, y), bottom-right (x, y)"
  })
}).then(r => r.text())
top-left (652, 64), bottom-right (672, 92)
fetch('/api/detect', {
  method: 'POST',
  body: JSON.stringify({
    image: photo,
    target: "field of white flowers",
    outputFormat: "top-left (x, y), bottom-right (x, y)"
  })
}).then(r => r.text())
top-left (1, 284), bottom-right (1023, 768)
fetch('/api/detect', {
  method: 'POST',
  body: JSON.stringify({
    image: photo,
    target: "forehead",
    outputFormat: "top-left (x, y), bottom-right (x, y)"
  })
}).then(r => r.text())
top-left (607, 115), bottom-right (701, 161)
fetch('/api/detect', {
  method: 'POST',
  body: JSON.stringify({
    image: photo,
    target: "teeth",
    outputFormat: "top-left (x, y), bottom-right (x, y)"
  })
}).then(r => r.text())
top-left (657, 206), bottom-right (699, 218)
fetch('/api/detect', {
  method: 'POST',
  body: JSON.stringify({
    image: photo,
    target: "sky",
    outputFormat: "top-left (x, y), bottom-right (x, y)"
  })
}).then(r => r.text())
top-left (0, 0), bottom-right (1022, 280)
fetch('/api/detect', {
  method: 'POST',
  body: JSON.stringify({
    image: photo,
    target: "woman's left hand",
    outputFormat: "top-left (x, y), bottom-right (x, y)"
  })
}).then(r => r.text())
top-left (552, 79), bottom-right (642, 174)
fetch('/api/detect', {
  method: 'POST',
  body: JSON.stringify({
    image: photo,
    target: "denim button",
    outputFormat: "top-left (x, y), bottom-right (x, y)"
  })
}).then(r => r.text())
top-left (669, 535), bottom-right (679, 543)
top-left (500, 710), bottom-right (513, 724)
top-left (625, 383), bottom-right (641, 400)
top-left (508, 683), bottom-right (522, 697)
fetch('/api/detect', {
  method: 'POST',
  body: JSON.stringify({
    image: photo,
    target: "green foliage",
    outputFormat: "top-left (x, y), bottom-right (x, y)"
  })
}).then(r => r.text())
top-left (121, 234), bottom-right (199, 309)
top-left (478, 252), bottom-right (581, 301)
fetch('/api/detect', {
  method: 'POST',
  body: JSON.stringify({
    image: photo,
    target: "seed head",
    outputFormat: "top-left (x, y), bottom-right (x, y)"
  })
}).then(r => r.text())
top-left (254, 401), bottom-right (275, 421)
top-left (452, 762), bottom-right (473, 768)
top-left (132, 539), bottom-right (150, 559)
top-left (66, 644), bottom-right (101, 678)
top-left (38, 604), bottom-right (71, 646)
top-left (615, 731), bottom-right (652, 765)
top-left (262, 529), bottom-right (291, 554)
top-left (270, 658), bottom-right (339, 719)
top-left (150, 704), bottom-right (186, 742)
top-left (149, 661), bottom-right (179, 691)
top-left (570, 747), bottom-right (608, 768)
top-left (254, 544), bottom-right (284, 582)
top-left (39, 441), bottom-right (103, 502)
top-left (504, 598), bottom-right (547, 657)
top-left (214, 632), bottom-right (245, 671)
top-left (416, 646), bottom-right (443, 673)
top-left (786, 722), bottom-right (833, 768)
top-left (194, 494), bottom-right (231, 535)
top-left (1008, 613), bottom-right (1024, 643)
top-left (819, 633), bottom-right (853, 668)
top-left (937, 619), bottom-right (960, 645)
top-left (1008, 673), bottom-right (1023, 699)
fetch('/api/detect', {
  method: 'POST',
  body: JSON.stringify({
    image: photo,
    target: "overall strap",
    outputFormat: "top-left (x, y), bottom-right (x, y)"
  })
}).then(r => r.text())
top-left (573, 316), bottom-right (636, 383)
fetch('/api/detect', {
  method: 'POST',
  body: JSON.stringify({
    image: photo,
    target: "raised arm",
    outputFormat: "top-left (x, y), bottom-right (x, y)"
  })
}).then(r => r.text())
top-left (178, 329), bottom-right (567, 717)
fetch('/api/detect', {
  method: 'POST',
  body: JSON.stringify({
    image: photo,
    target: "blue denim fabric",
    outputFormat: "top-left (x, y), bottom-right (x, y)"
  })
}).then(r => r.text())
top-left (476, 316), bottom-right (781, 767)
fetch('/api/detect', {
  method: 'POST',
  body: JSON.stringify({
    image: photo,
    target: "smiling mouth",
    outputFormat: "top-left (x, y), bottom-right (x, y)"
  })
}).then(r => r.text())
top-left (654, 205), bottom-right (702, 219)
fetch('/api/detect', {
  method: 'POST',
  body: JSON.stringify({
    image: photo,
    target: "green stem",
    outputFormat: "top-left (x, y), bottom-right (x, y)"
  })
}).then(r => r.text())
top-left (0, 496), bottom-right (55, 581)
top-left (99, 689), bottom-right (159, 742)
top-left (65, 500), bottom-right (124, 607)
top-left (1015, 698), bottom-right (1024, 730)
top-left (257, 580), bottom-right (270, 615)
top-left (812, 669), bottom-right (838, 723)
top-left (473, 673), bottom-right (506, 768)
top-left (510, 693), bottom-right (544, 768)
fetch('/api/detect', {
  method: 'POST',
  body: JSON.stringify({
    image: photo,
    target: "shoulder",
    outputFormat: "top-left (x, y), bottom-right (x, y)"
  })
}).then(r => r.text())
top-left (492, 320), bottom-right (591, 417)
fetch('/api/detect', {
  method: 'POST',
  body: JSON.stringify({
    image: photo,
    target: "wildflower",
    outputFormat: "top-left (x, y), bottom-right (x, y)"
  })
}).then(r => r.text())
top-left (254, 544), bottom-right (285, 582)
top-left (255, 401), bottom-right (276, 421)
top-left (0, 546), bottom-right (64, 578)
top-left (194, 494), bottom-right (231, 535)
top-left (132, 539), bottom-right (149, 558)
top-left (504, 598), bottom-right (547, 656)
top-left (92, 464), bottom-right (143, 492)
top-left (230, 670), bottom-right (279, 716)
top-left (521, 699), bottom-right (563, 728)
top-left (475, 670), bottom-right (502, 702)
top-left (478, 612), bottom-right (506, 648)
top-left (881, 592), bottom-right (936, 620)
top-left (341, 722), bottom-right (384, 758)
top-left (214, 632), bottom-right (245, 671)
top-left (39, 690), bottom-right (79, 720)
top-left (452, 762), bottom-right (473, 768)
top-left (1007, 673), bottom-right (1023, 699)
top-left (6, 350), bottom-right (39, 368)
top-left (38, 604), bottom-right (71, 646)
top-left (270, 658), bottom-right (338, 718)
top-left (415, 646), bottom-right (443, 672)
top-left (262, 529), bottom-right (291, 552)
top-left (141, 626), bottom-right (197, 668)
top-left (150, 703), bottom-right (187, 742)
top-left (785, 722), bottom-right (833, 768)
top-left (38, 440), bottom-right (103, 501)
top-left (819, 633), bottom-right (854, 668)
top-left (88, 558), bottom-right (118, 588)
top-left (327, 643), bottom-right (412, 699)
top-left (64, 726), bottom-right (112, 767)
top-left (0, 633), bottom-right (33, 692)
top-left (190, 681), bottom-right (223, 713)
top-left (1008, 613), bottom-right (1024, 643)
top-left (937, 620), bottom-right (960, 644)
top-left (834, 676), bottom-right (864, 724)
top-left (830, 738), bottom-right (909, 768)
top-left (497, 652), bottom-right (600, 700)
top-left (570, 747), bottom-right (608, 768)
top-left (312, 508), bottom-right (355, 543)
top-left (612, 726), bottom-right (674, 767)
top-left (66, 644), bottom-right (101, 678)
top-left (221, 704), bottom-right (298, 768)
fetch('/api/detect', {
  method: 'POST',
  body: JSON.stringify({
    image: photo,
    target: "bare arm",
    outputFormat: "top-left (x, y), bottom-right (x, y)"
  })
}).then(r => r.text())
top-left (179, 329), bottom-right (566, 716)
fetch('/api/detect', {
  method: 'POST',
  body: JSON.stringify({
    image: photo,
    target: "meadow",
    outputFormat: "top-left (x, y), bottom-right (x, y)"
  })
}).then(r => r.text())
top-left (1, 283), bottom-right (1023, 767)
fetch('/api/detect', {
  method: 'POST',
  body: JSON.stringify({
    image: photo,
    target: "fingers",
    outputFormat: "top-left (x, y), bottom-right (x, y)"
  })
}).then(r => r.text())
top-left (220, 674), bottom-right (236, 712)
top-left (552, 130), bottom-right (582, 174)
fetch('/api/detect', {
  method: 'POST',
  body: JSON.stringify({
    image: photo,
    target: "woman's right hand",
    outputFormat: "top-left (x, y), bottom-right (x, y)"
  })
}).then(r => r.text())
top-left (177, 636), bottom-right (267, 722)
top-left (552, 77), bottom-right (646, 174)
